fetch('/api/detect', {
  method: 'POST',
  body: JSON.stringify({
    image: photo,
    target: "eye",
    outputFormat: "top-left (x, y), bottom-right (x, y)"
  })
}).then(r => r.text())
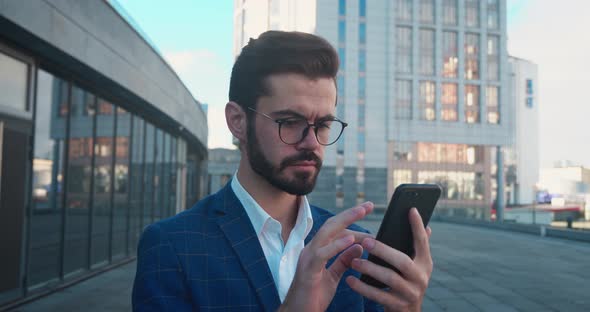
top-left (317, 120), bottom-right (333, 129)
top-left (279, 118), bottom-right (304, 127)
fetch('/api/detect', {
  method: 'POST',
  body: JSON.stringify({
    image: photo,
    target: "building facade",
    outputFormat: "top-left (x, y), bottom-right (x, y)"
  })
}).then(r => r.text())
top-left (0, 1), bottom-right (207, 307)
top-left (235, 0), bottom-right (511, 218)
top-left (207, 148), bottom-right (241, 195)
top-left (505, 56), bottom-right (539, 205)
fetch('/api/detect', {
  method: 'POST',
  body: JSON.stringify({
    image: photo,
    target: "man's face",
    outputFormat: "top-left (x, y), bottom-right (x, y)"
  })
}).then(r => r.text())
top-left (245, 73), bottom-right (337, 195)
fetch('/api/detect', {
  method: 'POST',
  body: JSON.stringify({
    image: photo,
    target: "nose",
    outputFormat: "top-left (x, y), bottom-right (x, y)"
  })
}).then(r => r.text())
top-left (296, 126), bottom-right (321, 150)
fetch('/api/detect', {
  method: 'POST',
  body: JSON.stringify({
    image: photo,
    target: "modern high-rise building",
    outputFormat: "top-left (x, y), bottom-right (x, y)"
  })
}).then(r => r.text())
top-left (0, 1), bottom-right (207, 307)
top-left (504, 56), bottom-right (539, 205)
top-left (234, 0), bottom-right (511, 219)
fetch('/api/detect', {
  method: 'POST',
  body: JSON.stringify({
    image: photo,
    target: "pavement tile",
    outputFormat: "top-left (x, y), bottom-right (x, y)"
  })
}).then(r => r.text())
top-left (435, 298), bottom-right (479, 311)
top-left (426, 287), bottom-right (459, 300)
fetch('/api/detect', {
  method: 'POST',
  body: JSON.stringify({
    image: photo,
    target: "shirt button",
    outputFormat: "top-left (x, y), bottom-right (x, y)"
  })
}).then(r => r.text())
top-left (281, 256), bottom-right (287, 262)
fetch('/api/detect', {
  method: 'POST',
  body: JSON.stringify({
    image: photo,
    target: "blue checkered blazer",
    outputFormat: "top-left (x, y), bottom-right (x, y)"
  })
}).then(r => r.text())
top-left (132, 182), bottom-right (382, 311)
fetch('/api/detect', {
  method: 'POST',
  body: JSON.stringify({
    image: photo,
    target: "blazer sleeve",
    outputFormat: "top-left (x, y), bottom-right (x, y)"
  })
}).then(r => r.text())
top-left (132, 223), bottom-right (194, 311)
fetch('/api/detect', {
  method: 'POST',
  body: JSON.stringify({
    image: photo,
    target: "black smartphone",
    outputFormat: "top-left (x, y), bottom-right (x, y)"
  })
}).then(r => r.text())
top-left (359, 184), bottom-right (441, 289)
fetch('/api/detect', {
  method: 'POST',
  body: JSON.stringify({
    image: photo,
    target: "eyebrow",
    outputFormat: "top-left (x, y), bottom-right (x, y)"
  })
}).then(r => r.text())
top-left (270, 109), bottom-right (337, 121)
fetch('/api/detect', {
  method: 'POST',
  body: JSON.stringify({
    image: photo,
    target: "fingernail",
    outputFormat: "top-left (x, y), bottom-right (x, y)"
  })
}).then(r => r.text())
top-left (351, 258), bottom-right (361, 268)
top-left (363, 238), bottom-right (375, 250)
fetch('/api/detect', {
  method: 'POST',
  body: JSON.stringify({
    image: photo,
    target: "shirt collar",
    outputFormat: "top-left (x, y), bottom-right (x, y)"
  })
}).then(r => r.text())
top-left (231, 173), bottom-right (313, 237)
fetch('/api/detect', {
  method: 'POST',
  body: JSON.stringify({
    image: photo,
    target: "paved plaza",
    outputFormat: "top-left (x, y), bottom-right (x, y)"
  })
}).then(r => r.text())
top-left (12, 220), bottom-right (590, 312)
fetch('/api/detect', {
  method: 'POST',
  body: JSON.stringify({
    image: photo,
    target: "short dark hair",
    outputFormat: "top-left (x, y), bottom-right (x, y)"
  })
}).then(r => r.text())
top-left (229, 31), bottom-right (339, 112)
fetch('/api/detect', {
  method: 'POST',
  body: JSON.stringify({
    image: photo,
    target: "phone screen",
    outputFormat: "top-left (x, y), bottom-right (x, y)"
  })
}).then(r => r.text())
top-left (359, 184), bottom-right (441, 288)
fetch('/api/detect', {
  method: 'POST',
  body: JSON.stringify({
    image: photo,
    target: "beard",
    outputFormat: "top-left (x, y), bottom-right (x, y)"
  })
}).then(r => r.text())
top-left (246, 122), bottom-right (322, 195)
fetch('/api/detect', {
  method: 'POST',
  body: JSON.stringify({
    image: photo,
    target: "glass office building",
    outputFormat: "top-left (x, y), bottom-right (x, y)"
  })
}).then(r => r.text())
top-left (0, 1), bottom-right (207, 307)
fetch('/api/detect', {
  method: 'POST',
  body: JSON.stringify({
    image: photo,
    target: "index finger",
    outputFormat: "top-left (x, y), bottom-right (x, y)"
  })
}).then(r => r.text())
top-left (311, 202), bottom-right (374, 247)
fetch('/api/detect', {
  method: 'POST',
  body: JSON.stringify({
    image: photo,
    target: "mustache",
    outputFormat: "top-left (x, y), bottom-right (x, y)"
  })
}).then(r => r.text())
top-left (279, 152), bottom-right (322, 171)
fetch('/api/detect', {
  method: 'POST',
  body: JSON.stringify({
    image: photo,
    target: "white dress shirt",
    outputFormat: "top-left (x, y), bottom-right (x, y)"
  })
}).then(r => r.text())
top-left (231, 174), bottom-right (313, 302)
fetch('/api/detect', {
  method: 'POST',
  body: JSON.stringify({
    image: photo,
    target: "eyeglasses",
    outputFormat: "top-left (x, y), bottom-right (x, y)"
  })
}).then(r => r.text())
top-left (247, 107), bottom-right (348, 146)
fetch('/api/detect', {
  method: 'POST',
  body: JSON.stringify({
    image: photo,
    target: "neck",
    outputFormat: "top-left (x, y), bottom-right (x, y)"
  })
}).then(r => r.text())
top-left (236, 158), bottom-right (299, 228)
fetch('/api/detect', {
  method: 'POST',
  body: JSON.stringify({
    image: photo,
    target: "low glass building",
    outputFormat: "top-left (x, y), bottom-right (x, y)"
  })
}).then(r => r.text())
top-left (0, 1), bottom-right (207, 306)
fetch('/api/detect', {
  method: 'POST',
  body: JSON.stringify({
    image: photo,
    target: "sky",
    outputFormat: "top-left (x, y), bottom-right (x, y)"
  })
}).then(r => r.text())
top-left (117, 0), bottom-right (590, 168)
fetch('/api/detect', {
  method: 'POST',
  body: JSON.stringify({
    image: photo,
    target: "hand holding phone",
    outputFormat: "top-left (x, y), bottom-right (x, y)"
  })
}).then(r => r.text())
top-left (359, 184), bottom-right (441, 288)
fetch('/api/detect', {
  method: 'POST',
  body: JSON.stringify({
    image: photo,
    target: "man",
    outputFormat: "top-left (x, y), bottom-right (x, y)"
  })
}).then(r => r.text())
top-left (133, 31), bottom-right (433, 311)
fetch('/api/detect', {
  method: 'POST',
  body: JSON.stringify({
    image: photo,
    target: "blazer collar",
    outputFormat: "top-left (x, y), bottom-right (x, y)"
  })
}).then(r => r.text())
top-left (214, 182), bottom-right (281, 312)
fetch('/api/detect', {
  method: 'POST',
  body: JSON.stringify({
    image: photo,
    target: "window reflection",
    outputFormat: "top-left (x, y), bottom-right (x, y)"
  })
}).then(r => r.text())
top-left (64, 85), bottom-right (93, 275)
top-left (112, 107), bottom-right (131, 259)
top-left (486, 86), bottom-right (499, 124)
top-left (441, 83), bottom-right (458, 121)
top-left (396, 0), bottom-right (412, 22)
top-left (0, 51), bottom-right (28, 112)
top-left (419, 81), bottom-right (435, 121)
top-left (442, 0), bottom-right (457, 25)
top-left (417, 142), bottom-right (482, 164)
top-left (396, 27), bottom-right (412, 73)
top-left (395, 80), bottom-right (412, 120)
top-left (487, 0), bottom-right (499, 29)
top-left (465, 85), bottom-right (480, 123)
top-left (487, 36), bottom-right (499, 81)
top-left (465, 0), bottom-right (480, 28)
top-left (419, 0), bottom-right (434, 24)
top-left (29, 70), bottom-right (66, 286)
top-left (442, 32), bottom-right (458, 78)
top-left (91, 99), bottom-right (114, 267)
top-left (465, 33), bottom-right (480, 80)
top-left (419, 29), bottom-right (434, 75)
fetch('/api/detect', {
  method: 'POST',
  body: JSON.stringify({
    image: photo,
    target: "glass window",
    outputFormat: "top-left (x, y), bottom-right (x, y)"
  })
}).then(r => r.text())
top-left (128, 117), bottom-right (144, 254)
top-left (143, 123), bottom-right (155, 227)
top-left (339, 0), bottom-right (346, 16)
top-left (487, 36), bottom-right (499, 81)
top-left (29, 70), bottom-right (66, 287)
top-left (441, 83), bottom-right (458, 121)
top-left (169, 136), bottom-right (178, 216)
top-left (64, 85), bottom-right (94, 275)
top-left (396, 0), bottom-right (413, 22)
top-left (91, 99), bottom-right (115, 268)
top-left (359, 22), bottom-right (366, 45)
top-left (393, 170), bottom-right (413, 190)
top-left (358, 133), bottom-right (365, 151)
top-left (338, 20), bottom-right (346, 42)
top-left (0, 51), bottom-right (28, 112)
top-left (396, 27), bottom-right (412, 73)
top-left (419, 81), bottom-right (435, 121)
top-left (419, 29), bottom-right (435, 75)
top-left (419, 0), bottom-right (434, 24)
top-left (112, 107), bottom-right (131, 259)
top-left (153, 129), bottom-right (164, 221)
top-left (359, 0), bottom-right (366, 18)
top-left (487, 0), bottom-right (499, 29)
top-left (394, 141), bottom-right (414, 161)
top-left (395, 80), bottom-right (412, 120)
top-left (465, 0), bottom-right (480, 28)
top-left (486, 86), bottom-right (499, 124)
top-left (162, 132), bottom-right (171, 217)
top-left (359, 52), bottom-right (366, 73)
top-left (442, 32), bottom-right (458, 78)
top-left (442, 0), bottom-right (457, 25)
top-left (465, 33), bottom-right (480, 80)
top-left (465, 84), bottom-right (480, 123)
top-left (359, 76), bottom-right (366, 98)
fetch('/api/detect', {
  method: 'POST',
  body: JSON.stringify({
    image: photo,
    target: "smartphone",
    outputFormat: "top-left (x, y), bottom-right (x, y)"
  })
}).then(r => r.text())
top-left (359, 184), bottom-right (441, 289)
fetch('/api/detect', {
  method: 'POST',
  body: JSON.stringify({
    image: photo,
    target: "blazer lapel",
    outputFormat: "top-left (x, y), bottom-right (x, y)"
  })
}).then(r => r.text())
top-left (215, 183), bottom-right (281, 312)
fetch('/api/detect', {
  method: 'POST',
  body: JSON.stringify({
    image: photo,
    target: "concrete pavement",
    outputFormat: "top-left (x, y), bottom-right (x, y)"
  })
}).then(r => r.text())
top-left (11, 220), bottom-right (590, 311)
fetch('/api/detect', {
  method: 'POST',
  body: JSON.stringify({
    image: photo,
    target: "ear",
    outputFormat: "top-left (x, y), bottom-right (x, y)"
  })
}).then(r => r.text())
top-left (225, 101), bottom-right (248, 143)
